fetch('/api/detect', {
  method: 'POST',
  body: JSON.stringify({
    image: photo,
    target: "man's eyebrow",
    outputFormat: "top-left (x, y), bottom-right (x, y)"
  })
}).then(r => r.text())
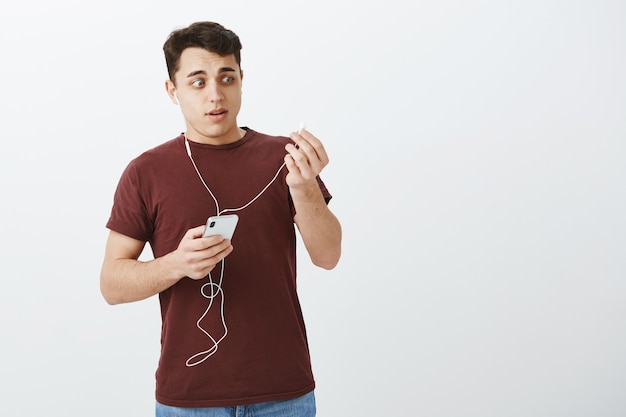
top-left (186, 67), bottom-right (237, 78)
top-left (186, 70), bottom-right (207, 78)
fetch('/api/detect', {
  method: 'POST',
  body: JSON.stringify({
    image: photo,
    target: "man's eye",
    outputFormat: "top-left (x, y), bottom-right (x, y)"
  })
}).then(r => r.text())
top-left (222, 76), bottom-right (234, 83)
top-left (191, 79), bottom-right (205, 88)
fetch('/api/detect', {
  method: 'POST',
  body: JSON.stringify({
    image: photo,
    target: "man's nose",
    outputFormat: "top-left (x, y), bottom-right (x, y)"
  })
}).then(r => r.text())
top-left (207, 80), bottom-right (224, 102)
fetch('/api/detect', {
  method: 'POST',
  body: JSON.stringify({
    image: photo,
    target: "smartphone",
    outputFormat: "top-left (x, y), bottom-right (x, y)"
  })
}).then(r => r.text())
top-left (202, 214), bottom-right (239, 240)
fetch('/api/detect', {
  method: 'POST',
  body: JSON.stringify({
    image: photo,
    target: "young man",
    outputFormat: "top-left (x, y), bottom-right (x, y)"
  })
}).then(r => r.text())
top-left (100, 21), bottom-right (341, 416)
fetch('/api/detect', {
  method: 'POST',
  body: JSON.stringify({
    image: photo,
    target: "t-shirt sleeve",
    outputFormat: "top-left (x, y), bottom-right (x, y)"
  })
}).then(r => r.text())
top-left (317, 176), bottom-right (332, 204)
top-left (105, 161), bottom-right (154, 242)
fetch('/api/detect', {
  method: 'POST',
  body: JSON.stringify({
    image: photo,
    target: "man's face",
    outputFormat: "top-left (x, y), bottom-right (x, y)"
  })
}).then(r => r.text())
top-left (167, 47), bottom-right (243, 145)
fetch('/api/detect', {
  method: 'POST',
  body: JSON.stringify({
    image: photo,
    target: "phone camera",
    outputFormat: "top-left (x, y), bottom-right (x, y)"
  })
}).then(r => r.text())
top-left (209, 221), bottom-right (216, 228)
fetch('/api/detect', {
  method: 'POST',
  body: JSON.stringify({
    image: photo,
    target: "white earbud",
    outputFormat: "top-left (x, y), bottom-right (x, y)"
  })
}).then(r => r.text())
top-left (174, 92), bottom-right (179, 105)
top-left (185, 136), bottom-right (192, 157)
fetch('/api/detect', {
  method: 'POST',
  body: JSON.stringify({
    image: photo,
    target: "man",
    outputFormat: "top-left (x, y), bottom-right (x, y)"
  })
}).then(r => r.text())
top-left (100, 21), bottom-right (341, 416)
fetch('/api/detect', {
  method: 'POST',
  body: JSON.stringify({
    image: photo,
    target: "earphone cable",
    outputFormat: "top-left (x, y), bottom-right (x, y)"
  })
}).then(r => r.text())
top-left (183, 133), bottom-right (287, 366)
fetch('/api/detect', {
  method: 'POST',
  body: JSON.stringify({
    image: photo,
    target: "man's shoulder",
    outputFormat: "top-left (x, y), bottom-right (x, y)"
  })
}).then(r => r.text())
top-left (142, 135), bottom-right (182, 155)
top-left (130, 135), bottom-right (183, 165)
top-left (245, 128), bottom-right (291, 147)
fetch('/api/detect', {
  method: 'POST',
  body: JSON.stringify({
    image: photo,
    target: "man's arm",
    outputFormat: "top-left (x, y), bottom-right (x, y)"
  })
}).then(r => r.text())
top-left (285, 129), bottom-right (342, 270)
top-left (292, 184), bottom-right (342, 269)
top-left (100, 226), bottom-right (233, 305)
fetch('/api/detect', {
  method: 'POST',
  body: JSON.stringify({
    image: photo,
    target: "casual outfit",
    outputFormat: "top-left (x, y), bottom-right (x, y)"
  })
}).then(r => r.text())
top-left (106, 128), bottom-right (330, 409)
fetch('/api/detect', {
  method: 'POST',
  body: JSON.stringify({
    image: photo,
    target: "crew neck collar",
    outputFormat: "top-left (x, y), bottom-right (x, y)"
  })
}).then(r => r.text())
top-left (182, 127), bottom-right (253, 150)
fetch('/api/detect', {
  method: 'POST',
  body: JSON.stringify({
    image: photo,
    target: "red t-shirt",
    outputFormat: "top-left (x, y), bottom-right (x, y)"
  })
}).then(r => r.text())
top-left (106, 128), bottom-right (331, 407)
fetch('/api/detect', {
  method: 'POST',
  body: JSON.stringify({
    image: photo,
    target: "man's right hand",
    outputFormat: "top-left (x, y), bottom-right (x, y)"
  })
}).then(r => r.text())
top-left (100, 225), bottom-right (234, 305)
top-left (172, 225), bottom-right (234, 280)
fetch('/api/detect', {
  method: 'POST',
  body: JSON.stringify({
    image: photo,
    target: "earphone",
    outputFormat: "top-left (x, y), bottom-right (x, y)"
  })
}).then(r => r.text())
top-left (186, 260), bottom-right (228, 367)
top-left (183, 132), bottom-right (290, 366)
top-left (184, 135), bottom-right (286, 216)
top-left (185, 136), bottom-right (192, 157)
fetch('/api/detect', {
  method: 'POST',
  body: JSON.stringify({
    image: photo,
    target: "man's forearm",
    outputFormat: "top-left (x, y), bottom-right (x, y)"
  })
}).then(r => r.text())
top-left (100, 254), bottom-right (181, 305)
top-left (292, 183), bottom-right (342, 270)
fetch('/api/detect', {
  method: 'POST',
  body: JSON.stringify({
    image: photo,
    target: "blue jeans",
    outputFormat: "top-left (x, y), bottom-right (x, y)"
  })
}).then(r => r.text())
top-left (155, 391), bottom-right (316, 417)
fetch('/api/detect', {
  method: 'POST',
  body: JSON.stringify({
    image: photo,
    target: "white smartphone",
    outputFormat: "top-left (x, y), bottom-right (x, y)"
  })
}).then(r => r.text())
top-left (202, 214), bottom-right (239, 240)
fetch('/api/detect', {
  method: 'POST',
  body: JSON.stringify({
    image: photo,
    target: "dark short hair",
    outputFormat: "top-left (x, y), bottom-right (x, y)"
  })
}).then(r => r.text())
top-left (163, 21), bottom-right (242, 83)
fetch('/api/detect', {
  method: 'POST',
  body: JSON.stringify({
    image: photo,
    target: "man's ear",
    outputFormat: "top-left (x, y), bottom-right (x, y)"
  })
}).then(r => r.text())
top-left (165, 80), bottom-right (178, 104)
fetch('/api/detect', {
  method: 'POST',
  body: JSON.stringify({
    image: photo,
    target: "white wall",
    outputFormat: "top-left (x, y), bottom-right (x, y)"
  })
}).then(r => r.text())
top-left (1, 0), bottom-right (624, 415)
